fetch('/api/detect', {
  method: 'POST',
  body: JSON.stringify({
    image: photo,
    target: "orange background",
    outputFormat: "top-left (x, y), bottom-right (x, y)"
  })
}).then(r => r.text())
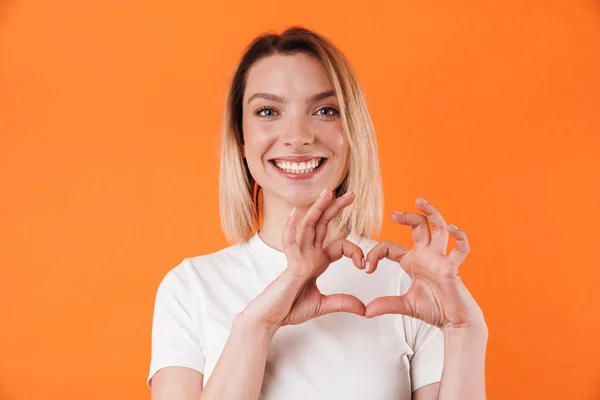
top-left (1, 1), bottom-right (599, 399)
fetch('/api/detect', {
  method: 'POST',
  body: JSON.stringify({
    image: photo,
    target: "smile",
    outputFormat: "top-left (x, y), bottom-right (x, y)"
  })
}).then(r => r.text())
top-left (268, 157), bottom-right (327, 176)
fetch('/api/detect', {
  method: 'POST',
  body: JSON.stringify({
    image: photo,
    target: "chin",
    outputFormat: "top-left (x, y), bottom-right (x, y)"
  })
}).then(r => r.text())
top-left (279, 188), bottom-right (323, 207)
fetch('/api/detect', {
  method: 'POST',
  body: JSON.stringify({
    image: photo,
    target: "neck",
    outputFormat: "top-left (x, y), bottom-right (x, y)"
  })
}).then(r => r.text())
top-left (258, 193), bottom-right (342, 252)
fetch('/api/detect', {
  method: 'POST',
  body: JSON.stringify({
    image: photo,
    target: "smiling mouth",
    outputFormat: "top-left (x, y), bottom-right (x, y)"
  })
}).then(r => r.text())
top-left (269, 157), bottom-right (326, 174)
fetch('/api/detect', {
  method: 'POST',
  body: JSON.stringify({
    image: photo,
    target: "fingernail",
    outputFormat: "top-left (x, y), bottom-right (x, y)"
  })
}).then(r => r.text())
top-left (392, 211), bottom-right (404, 216)
top-left (320, 188), bottom-right (328, 197)
top-left (289, 207), bottom-right (296, 217)
top-left (418, 197), bottom-right (428, 204)
top-left (449, 224), bottom-right (459, 230)
top-left (361, 258), bottom-right (366, 269)
top-left (342, 192), bottom-right (353, 197)
top-left (365, 261), bottom-right (371, 273)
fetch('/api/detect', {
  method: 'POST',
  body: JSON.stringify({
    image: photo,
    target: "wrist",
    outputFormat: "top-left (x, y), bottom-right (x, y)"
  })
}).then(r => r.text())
top-left (282, 265), bottom-right (313, 282)
top-left (442, 317), bottom-right (489, 344)
top-left (234, 310), bottom-right (280, 340)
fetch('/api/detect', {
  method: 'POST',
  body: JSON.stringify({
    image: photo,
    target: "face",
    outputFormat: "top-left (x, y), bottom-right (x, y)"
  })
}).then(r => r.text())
top-left (242, 53), bottom-right (350, 208)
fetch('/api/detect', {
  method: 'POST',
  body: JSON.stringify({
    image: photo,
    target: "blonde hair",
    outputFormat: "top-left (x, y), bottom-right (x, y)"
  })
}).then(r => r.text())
top-left (219, 26), bottom-right (383, 244)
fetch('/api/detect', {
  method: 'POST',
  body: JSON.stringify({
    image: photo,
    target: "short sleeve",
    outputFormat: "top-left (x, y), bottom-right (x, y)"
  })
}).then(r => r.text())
top-left (403, 315), bottom-right (444, 391)
top-left (147, 262), bottom-right (206, 387)
top-left (396, 269), bottom-right (444, 392)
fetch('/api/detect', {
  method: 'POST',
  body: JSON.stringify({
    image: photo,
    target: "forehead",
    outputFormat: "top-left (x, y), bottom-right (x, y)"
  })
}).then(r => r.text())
top-left (244, 53), bottom-right (333, 101)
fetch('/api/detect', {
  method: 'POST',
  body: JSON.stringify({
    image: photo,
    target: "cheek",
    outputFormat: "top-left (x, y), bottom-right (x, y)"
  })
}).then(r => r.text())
top-left (242, 119), bottom-right (275, 162)
top-left (320, 122), bottom-right (349, 157)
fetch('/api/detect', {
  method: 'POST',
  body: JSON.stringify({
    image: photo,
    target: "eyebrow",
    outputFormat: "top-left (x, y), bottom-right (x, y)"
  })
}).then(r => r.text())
top-left (247, 90), bottom-right (336, 104)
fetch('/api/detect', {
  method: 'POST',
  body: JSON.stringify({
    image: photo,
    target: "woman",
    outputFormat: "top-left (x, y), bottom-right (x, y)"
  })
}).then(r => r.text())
top-left (148, 26), bottom-right (488, 400)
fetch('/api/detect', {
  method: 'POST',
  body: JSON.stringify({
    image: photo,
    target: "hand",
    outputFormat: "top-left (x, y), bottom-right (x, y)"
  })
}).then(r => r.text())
top-left (243, 189), bottom-right (366, 329)
top-left (364, 197), bottom-right (485, 330)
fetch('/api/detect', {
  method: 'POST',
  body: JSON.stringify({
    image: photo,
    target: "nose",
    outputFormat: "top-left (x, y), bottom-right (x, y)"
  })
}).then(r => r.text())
top-left (282, 117), bottom-right (314, 149)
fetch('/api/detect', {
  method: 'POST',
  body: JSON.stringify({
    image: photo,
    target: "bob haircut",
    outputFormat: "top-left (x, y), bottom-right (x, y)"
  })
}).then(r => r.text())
top-left (219, 26), bottom-right (383, 244)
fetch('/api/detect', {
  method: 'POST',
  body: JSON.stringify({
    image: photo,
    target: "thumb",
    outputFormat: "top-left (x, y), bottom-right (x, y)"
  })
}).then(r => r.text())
top-left (365, 295), bottom-right (414, 319)
top-left (317, 294), bottom-right (366, 317)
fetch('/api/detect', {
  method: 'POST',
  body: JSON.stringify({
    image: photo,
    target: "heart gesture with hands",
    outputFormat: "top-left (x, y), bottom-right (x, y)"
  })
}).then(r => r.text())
top-left (364, 197), bottom-right (485, 331)
top-left (245, 192), bottom-right (484, 334)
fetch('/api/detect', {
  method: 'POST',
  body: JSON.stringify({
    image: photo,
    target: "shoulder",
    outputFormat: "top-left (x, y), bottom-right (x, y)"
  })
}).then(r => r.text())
top-left (157, 241), bottom-right (249, 294)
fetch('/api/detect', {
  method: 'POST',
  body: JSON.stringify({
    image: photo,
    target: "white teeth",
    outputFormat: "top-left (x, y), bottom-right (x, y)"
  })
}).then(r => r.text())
top-left (274, 158), bottom-right (322, 174)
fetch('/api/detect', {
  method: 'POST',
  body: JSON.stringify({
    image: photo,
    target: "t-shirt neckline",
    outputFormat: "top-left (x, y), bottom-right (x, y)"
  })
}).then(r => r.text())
top-left (246, 230), bottom-right (362, 271)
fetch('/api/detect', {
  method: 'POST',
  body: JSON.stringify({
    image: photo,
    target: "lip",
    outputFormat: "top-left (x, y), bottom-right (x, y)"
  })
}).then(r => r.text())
top-left (268, 158), bottom-right (328, 180)
top-left (269, 155), bottom-right (325, 162)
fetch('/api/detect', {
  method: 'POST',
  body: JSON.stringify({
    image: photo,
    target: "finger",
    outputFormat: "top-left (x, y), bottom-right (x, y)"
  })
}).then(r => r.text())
top-left (447, 224), bottom-right (470, 266)
top-left (324, 238), bottom-right (365, 270)
top-left (318, 294), bottom-right (366, 317)
top-left (296, 188), bottom-right (333, 248)
top-left (413, 198), bottom-right (448, 255)
top-left (364, 240), bottom-right (409, 274)
top-left (391, 213), bottom-right (430, 248)
top-left (282, 206), bottom-right (302, 249)
top-left (314, 192), bottom-right (355, 246)
top-left (364, 295), bottom-right (413, 319)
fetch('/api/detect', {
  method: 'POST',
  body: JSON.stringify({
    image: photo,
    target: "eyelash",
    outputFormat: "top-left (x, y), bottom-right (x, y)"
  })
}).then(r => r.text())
top-left (254, 106), bottom-right (340, 118)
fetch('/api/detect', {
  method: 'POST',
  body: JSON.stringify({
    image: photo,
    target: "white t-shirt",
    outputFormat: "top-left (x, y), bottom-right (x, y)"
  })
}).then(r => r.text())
top-left (148, 232), bottom-right (444, 399)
